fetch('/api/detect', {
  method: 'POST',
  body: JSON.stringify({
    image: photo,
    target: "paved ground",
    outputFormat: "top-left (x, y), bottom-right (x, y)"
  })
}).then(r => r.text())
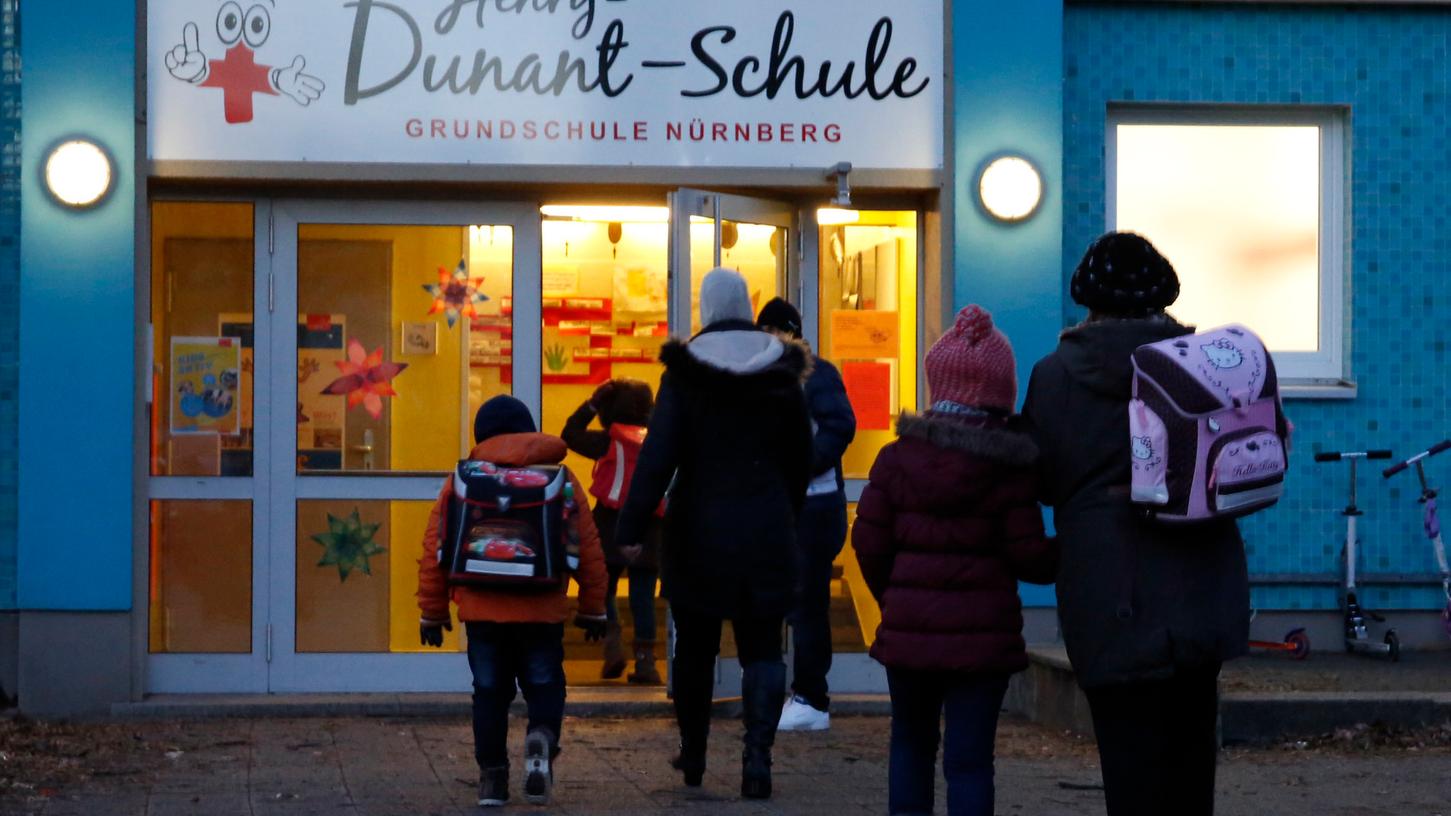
top-left (3, 715), bottom-right (1450, 815)
top-left (1221, 649), bottom-right (1451, 693)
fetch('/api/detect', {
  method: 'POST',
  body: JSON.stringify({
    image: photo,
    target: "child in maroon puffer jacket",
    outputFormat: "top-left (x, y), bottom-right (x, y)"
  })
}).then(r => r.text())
top-left (853, 305), bottom-right (1058, 816)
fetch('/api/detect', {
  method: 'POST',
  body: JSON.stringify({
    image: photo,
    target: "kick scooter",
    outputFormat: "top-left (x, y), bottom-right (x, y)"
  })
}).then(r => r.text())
top-left (1314, 449), bottom-right (1400, 661)
top-left (1383, 440), bottom-right (1451, 642)
top-left (1247, 608), bottom-right (1311, 659)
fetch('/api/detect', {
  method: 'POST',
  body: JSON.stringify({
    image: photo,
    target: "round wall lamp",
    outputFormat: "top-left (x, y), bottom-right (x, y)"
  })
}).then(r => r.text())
top-left (977, 155), bottom-right (1043, 223)
top-left (43, 138), bottom-right (115, 209)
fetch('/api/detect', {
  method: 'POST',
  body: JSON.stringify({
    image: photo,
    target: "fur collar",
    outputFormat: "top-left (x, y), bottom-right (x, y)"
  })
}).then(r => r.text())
top-left (896, 412), bottom-right (1038, 467)
top-left (660, 334), bottom-right (812, 386)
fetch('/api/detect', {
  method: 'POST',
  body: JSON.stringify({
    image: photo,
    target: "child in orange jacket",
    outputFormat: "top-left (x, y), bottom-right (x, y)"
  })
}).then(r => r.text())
top-left (417, 395), bottom-right (608, 808)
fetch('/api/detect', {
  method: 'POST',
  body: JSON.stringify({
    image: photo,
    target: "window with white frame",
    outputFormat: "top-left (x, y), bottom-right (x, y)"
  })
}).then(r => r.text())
top-left (1108, 107), bottom-right (1346, 383)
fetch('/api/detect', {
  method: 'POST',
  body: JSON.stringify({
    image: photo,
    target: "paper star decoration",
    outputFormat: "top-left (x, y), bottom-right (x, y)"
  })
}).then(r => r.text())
top-left (423, 258), bottom-right (489, 328)
top-left (312, 509), bottom-right (385, 582)
top-left (321, 339), bottom-right (409, 420)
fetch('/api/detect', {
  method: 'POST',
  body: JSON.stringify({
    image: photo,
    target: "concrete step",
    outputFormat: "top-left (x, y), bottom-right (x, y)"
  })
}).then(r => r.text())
top-left (1006, 645), bottom-right (1451, 744)
top-left (112, 691), bottom-right (891, 721)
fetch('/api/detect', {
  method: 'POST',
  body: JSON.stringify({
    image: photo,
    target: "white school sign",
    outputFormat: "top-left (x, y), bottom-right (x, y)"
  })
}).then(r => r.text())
top-left (147, 0), bottom-right (945, 171)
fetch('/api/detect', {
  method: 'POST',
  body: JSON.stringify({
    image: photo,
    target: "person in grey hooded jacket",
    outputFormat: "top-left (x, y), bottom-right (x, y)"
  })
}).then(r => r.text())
top-left (615, 268), bottom-right (814, 801)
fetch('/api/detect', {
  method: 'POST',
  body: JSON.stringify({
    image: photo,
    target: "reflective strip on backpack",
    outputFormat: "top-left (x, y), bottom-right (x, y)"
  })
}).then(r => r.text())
top-left (607, 439), bottom-right (627, 503)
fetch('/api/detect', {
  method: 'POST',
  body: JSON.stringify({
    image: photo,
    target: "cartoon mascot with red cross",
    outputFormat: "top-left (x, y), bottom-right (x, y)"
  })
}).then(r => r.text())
top-left (165, 2), bottom-right (325, 125)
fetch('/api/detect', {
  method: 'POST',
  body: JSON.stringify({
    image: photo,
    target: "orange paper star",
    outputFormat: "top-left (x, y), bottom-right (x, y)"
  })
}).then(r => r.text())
top-left (423, 258), bottom-right (489, 328)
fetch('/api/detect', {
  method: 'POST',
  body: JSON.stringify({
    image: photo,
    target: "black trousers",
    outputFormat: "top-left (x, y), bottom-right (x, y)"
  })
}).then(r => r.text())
top-left (464, 622), bottom-right (566, 771)
top-left (670, 607), bottom-right (785, 753)
top-left (789, 492), bottom-right (849, 711)
top-left (1083, 666), bottom-right (1222, 816)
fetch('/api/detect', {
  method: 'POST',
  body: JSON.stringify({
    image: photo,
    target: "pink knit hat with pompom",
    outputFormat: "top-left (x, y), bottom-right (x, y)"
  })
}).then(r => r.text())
top-left (924, 305), bottom-right (1017, 412)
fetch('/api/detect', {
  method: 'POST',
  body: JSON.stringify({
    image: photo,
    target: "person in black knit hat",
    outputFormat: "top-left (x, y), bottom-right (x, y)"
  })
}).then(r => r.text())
top-left (1024, 232), bottom-right (1250, 816)
top-left (755, 297), bottom-right (857, 732)
top-left (1069, 231), bottom-right (1181, 318)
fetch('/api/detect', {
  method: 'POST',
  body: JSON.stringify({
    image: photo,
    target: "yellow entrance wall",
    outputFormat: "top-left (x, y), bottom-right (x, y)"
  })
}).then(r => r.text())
top-left (823, 212), bottom-right (919, 479)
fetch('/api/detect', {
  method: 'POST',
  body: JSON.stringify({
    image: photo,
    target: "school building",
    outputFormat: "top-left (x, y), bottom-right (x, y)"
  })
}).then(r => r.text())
top-left (1, 1), bottom-right (1448, 716)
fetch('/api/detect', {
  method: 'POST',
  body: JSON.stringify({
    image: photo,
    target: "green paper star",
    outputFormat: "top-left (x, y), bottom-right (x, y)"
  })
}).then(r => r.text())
top-left (312, 509), bottom-right (385, 582)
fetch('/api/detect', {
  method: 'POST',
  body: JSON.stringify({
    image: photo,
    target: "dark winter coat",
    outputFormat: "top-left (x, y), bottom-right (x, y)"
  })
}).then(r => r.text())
top-left (1023, 318), bottom-right (1250, 690)
top-left (804, 357), bottom-right (857, 497)
top-left (853, 411), bottom-right (1057, 675)
top-left (615, 321), bottom-right (815, 619)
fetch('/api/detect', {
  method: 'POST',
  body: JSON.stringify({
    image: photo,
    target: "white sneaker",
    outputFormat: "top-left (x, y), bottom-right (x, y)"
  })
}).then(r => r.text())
top-left (777, 695), bottom-right (830, 731)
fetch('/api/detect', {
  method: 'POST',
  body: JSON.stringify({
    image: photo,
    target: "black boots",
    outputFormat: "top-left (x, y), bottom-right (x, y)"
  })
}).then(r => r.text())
top-left (671, 654), bottom-right (713, 787)
top-left (601, 621), bottom-right (627, 680)
top-left (741, 660), bottom-right (787, 800)
top-left (477, 766), bottom-right (509, 808)
top-left (628, 640), bottom-right (663, 685)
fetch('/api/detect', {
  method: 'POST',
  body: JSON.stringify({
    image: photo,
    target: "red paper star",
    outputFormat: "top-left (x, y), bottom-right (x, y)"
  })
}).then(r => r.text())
top-left (321, 340), bottom-right (408, 419)
top-left (423, 259), bottom-right (489, 328)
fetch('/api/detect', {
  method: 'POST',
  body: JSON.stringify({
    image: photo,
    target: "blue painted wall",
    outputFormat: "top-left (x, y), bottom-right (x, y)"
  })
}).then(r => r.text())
top-left (1065, 2), bottom-right (1450, 612)
top-left (18, 1), bottom-right (135, 610)
top-left (0, 0), bottom-right (18, 610)
top-left (953, 0), bottom-right (1065, 607)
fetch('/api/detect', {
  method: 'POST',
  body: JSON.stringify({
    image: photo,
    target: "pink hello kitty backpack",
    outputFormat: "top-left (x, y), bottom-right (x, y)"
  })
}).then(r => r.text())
top-left (1130, 325), bottom-right (1289, 523)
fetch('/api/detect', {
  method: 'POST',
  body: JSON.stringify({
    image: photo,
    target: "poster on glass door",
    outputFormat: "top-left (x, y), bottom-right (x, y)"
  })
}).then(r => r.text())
top-left (170, 337), bottom-right (242, 436)
top-left (147, 0), bottom-right (944, 170)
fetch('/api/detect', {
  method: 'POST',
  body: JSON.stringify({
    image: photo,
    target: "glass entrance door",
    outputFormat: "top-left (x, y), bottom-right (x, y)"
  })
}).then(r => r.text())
top-left (267, 201), bottom-right (537, 692)
top-left (667, 189), bottom-right (811, 699)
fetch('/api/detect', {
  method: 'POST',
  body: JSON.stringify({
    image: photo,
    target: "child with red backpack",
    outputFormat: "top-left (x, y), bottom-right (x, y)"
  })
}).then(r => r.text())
top-left (417, 395), bottom-right (608, 808)
top-left (562, 379), bottom-right (664, 683)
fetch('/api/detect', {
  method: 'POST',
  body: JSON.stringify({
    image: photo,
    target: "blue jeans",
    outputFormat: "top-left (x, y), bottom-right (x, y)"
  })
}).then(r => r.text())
top-left (886, 669), bottom-right (1009, 816)
top-left (790, 492), bottom-right (848, 710)
top-left (464, 622), bottom-right (566, 771)
top-left (605, 564), bottom-right (659, 642)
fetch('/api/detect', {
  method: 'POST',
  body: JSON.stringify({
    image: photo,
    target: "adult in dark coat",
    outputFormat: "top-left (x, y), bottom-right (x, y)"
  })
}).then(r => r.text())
top-left (615, 268), bottom-right (813, 801)
top-left (756, 297), bottom-right (857, 730)
top-left (1022, 232), bottom-right (1251, 816)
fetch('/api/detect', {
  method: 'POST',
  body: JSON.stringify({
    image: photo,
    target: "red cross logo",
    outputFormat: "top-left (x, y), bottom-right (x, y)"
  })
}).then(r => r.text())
top-left (199, 44), bottom-right (277, 125)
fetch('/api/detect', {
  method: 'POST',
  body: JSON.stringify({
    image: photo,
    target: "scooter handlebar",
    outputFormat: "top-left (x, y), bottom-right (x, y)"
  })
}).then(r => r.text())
top-left (1315, 450), bottom-right (1393, 463)
top-left (1382, 440), bottom-right (1451, 479)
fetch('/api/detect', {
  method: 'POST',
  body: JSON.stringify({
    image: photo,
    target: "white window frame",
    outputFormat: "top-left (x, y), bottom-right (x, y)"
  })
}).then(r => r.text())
top-left (1106, 105), bottom-right (1349, 387)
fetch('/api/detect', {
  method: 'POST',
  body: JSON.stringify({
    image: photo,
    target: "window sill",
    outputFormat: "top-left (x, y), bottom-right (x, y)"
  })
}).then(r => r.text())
top-left (1281, 380), bottom-right (1357, 401)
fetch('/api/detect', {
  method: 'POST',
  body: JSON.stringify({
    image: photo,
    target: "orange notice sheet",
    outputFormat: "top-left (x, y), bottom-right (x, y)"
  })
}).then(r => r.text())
top-left (831, 311), bottom-right (899, 360)
top-left (842, 361), bottom-right (893, 431)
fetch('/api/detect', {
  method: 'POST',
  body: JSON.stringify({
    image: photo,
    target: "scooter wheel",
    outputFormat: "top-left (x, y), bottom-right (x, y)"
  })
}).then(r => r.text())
top-left (1385, 631), bottom-right (1401, 663)
top-left (1286, 630), bottom-right (1311, 660)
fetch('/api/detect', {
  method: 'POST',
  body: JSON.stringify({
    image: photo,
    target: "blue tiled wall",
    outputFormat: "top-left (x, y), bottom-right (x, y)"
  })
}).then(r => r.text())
top-left (0, 0), bottom-right (18, 610)
top-left (1065, 2), bottom-right (1450, 611)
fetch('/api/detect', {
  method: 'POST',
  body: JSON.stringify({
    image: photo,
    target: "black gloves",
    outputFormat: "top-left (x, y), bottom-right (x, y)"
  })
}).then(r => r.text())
top-left (420, 619), bottom-right (453, 648)
top-left (574, 614), bottom-right (609, 643)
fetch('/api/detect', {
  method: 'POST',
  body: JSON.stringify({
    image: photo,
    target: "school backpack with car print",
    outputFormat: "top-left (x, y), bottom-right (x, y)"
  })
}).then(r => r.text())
top-left (440, 460), bottom-right (581, 587)
top-left (1129, 324), bottom-right (1289, 523)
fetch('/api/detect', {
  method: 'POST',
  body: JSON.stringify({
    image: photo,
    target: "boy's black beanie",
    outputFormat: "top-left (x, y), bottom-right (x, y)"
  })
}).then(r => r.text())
top-left (473, 395), bottom-right (537, 444)
top-left (756, 297), bottom-right (804, 339)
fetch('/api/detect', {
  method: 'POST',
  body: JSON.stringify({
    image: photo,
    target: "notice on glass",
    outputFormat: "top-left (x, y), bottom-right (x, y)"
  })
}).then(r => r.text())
top-left (842, 361), bottom-right (893, 432)
top-left (831, 311), bottom-right (899, 360)
top-left (542, 267), bottom-right (579, 297)
top-left (171, 337), bottom-right (242, 435)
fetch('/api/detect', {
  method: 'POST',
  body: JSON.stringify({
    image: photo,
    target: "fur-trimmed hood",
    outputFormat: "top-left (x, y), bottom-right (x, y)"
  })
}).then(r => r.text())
top-left (659, 327), bottom-right (812, 388)
top-left (896, 411), bottom-right (1038, 468)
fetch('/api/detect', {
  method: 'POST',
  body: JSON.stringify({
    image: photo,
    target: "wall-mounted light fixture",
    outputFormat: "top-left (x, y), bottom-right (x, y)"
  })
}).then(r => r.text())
top-left (978, 155), bottom-right (1043, 223)
top-left (43, 138), bottom-right (115, 209)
